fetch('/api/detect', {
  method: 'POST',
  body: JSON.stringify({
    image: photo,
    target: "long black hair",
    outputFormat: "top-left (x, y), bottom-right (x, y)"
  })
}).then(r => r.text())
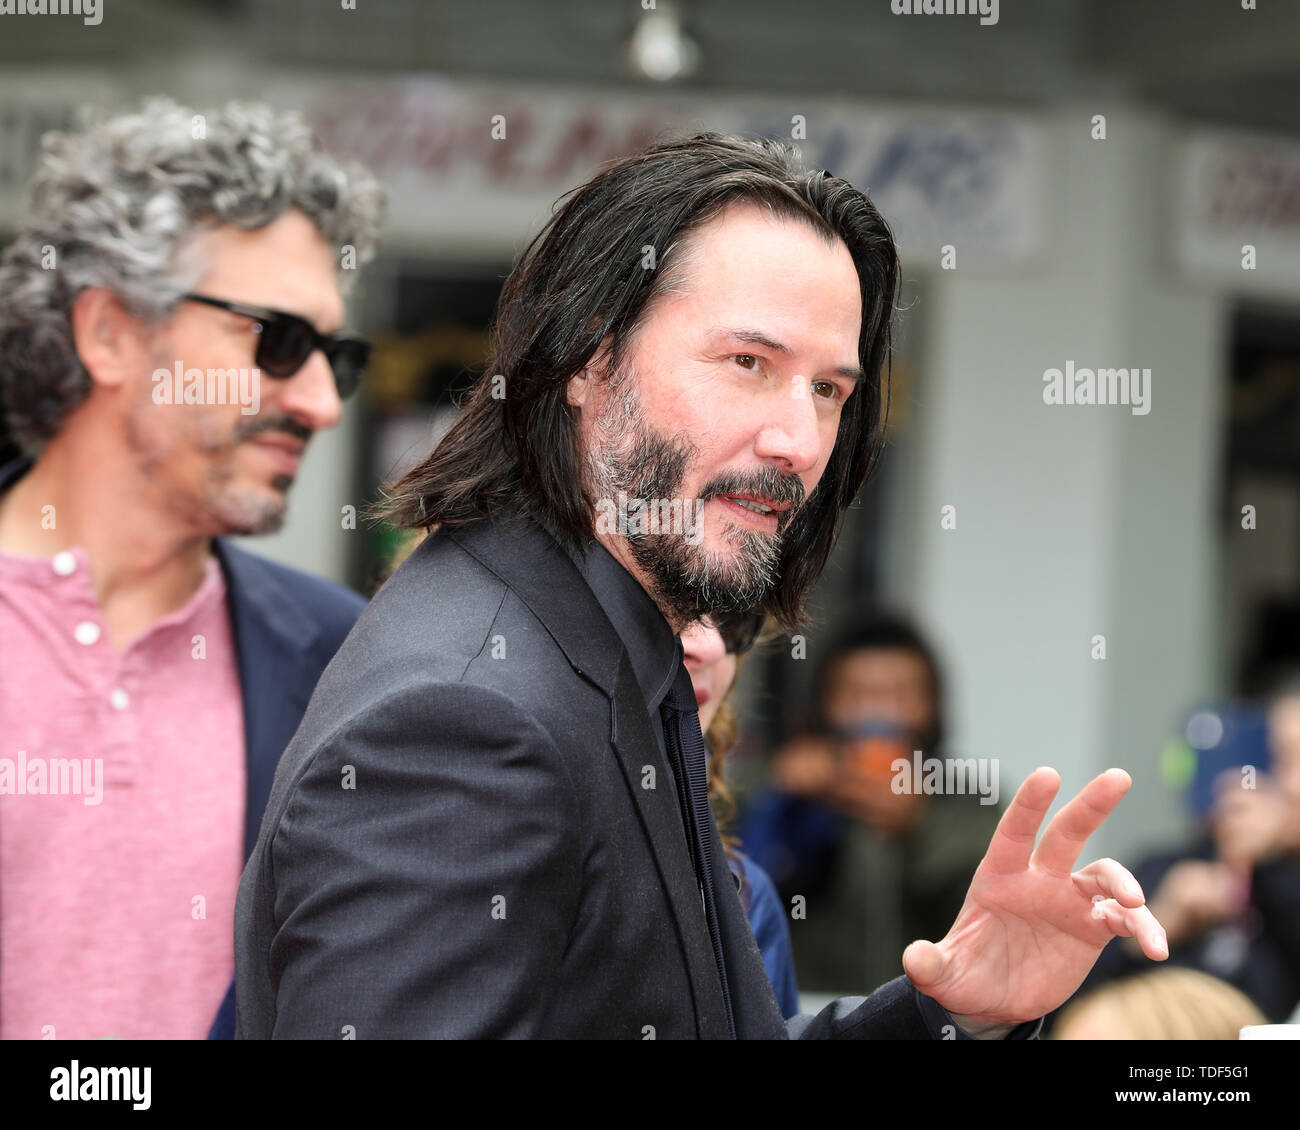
top-left (372, 132), bottom-right (900, 632)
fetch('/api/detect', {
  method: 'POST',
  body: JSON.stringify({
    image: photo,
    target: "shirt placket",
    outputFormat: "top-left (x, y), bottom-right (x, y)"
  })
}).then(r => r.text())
top-left (54, 549), bottom-right (140, 785)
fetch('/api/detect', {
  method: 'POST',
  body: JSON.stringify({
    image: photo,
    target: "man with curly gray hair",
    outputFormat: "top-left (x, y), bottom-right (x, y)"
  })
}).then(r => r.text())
top-left (0, 96), bottom-right (385, 1039)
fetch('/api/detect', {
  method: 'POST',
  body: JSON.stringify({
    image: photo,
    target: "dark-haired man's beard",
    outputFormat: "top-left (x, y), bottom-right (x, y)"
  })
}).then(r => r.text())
top-left (584, 367), bottom-right (805, 627)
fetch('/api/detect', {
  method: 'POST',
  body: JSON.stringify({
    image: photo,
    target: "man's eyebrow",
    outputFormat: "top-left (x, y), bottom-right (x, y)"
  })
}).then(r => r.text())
top-left (709, 326), bottom-right (866, 383)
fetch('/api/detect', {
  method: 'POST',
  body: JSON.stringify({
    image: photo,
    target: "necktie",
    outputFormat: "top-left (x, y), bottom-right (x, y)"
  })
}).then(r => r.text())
top-left (660, 663), bottom-right (737, 1039)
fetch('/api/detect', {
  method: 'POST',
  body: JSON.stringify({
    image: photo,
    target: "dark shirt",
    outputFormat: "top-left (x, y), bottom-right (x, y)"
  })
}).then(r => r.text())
top-left (569, 535), bottom-right (680, 762)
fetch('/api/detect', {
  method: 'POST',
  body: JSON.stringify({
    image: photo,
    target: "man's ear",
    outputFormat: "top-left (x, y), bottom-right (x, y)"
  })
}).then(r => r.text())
top-left (565, 334), bottom-right (615, 409)
top-left (565, 367), bottom-right (590, 409)
top-left (70, 287), bottom-right (149, 391)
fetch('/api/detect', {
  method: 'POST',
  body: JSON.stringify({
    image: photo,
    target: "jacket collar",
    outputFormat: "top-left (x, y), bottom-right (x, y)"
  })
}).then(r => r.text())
top-left (211, 538), bottom-right (320, 860)
top-left (567, 534), bottom-right (682, 720)
top-left (447, 515), bottom-right (627, 696)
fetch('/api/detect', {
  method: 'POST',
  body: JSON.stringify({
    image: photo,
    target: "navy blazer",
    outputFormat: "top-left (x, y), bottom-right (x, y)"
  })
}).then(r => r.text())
top-left (0, 456), bottom-right (366, 1038)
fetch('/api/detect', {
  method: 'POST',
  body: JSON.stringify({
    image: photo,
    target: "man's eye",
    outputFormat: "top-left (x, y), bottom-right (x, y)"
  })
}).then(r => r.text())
top-left (732, 354), bottom-right (759, 371)
top-left (812, 379), bottom-right (838, 400)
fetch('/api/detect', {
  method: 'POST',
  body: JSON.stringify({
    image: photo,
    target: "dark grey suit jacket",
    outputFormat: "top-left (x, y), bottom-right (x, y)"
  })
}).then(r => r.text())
top-left (234, 514), bottom-right (948, 1038)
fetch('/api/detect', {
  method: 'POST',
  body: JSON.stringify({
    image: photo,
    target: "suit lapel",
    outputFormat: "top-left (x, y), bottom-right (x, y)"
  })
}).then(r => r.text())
top-left (607, 654), bottom-right (733, 1038)
top-left (448, 516), bottom-right (732, 1037)
top-left (212, 540), bottom-right (319, 862)
top-left (699, 791), bottom-right (789, 1038)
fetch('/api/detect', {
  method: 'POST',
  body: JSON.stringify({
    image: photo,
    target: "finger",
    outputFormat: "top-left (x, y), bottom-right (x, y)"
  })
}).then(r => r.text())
top-left (1071, 858), bottom-right (1145, 908)
top-left (1089, 897), bottom-right (1168, 960)
top-left (1031, 768), bottom-right (1131, 875)
top-left (979, 767), bottom-right (1061, 875)
top-left (901, 938), bottom-right (947, 990)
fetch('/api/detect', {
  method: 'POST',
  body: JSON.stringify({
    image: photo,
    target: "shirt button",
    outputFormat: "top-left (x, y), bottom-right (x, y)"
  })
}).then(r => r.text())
top-left (52, 551), bottom-right (77, 577)
top-left (74, 621), bottom-right (101, 646)
top-left (109, 688), bottom-right (130, 711)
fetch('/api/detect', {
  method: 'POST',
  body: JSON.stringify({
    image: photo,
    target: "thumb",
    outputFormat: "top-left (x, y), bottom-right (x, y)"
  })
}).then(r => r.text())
top-left (902, 939), bottom-right (946, 989)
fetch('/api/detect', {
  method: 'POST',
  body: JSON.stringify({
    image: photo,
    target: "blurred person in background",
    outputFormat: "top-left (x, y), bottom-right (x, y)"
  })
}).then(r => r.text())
top-left (1052, 967), bottom-right (1266, 1040)
top-left (741, 610), bottom-right (1000, 994)
top-left (684, 610), bottom-right (800, 1018)
top-left (1061, 675), bottom-right (1300, 1026)
top-left (0, 97), bottom-right (384, 1039)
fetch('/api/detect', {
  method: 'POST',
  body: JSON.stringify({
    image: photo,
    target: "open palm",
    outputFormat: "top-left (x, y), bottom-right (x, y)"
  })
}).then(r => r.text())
top-left (902, 768), bottom-right (1168, 1031)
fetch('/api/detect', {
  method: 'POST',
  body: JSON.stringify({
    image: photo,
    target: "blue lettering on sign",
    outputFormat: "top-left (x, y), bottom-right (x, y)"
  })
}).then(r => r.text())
top-left (736, 116), bottom-right (1018, 218)
top-left (865, 122), bottom-right (1016, 217)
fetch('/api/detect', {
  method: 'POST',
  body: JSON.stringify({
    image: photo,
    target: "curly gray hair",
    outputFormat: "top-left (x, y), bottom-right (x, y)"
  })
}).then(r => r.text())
top-left (0, 96), bottom-right (386, 452)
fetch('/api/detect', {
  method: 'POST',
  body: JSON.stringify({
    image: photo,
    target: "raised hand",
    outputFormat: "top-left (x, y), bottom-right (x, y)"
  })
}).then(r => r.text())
top-left (901, 767), bottom-right (1168, 1033)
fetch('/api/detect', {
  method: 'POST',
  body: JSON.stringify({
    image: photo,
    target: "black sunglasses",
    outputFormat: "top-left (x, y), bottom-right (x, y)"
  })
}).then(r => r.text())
top-left (180, 293), bottom-right (371, 399)
top-left (713, 611), bottom-right (765, 655)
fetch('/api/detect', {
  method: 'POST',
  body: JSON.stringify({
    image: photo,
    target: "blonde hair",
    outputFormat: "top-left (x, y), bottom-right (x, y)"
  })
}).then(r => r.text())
top-left (1054, 968), bottom-right (1266, 1040)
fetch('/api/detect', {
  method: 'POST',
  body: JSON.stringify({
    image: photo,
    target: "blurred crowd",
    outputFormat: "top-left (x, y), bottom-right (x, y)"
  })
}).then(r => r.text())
top-left (696, 606), bottom-right (1300, 1037)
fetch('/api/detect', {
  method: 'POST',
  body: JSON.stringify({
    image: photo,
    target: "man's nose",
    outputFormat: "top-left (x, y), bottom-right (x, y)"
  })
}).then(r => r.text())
top-left (276, 349), bottom-right (343, 432)
top-left (752, 387), bottom-right (821, 476)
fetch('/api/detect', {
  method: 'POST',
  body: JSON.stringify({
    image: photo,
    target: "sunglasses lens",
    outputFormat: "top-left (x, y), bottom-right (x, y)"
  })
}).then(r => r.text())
top-left (718, 612), bottom-right (763, 654)
top-left (327, 339), bottom-right (370, 399)
top-left (250, 307), bottom-right (370, 398)
top-left (256, 316), bottom-right (316, 377)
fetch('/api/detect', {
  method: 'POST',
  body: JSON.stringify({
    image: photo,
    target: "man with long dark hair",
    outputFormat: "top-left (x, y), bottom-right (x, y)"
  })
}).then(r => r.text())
top-left (235, 133), bottom-right (1167, 1039)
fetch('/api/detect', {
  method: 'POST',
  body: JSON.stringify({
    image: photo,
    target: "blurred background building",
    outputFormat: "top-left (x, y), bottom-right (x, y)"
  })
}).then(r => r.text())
top-left (2, 0), bottom-right (1299, 973)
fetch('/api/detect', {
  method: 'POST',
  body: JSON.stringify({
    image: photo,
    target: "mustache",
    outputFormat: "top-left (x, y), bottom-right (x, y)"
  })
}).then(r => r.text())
top-left (700, 467), bottom-right (806, 530)
top-left (233, 416), bottom-right (314, 446)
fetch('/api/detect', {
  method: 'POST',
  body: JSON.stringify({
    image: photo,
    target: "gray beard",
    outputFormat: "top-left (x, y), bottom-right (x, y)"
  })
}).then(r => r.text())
top-left (583, 366), bottom-right (796, 626)
top-left (124, 376), bottom-right (290, 537)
